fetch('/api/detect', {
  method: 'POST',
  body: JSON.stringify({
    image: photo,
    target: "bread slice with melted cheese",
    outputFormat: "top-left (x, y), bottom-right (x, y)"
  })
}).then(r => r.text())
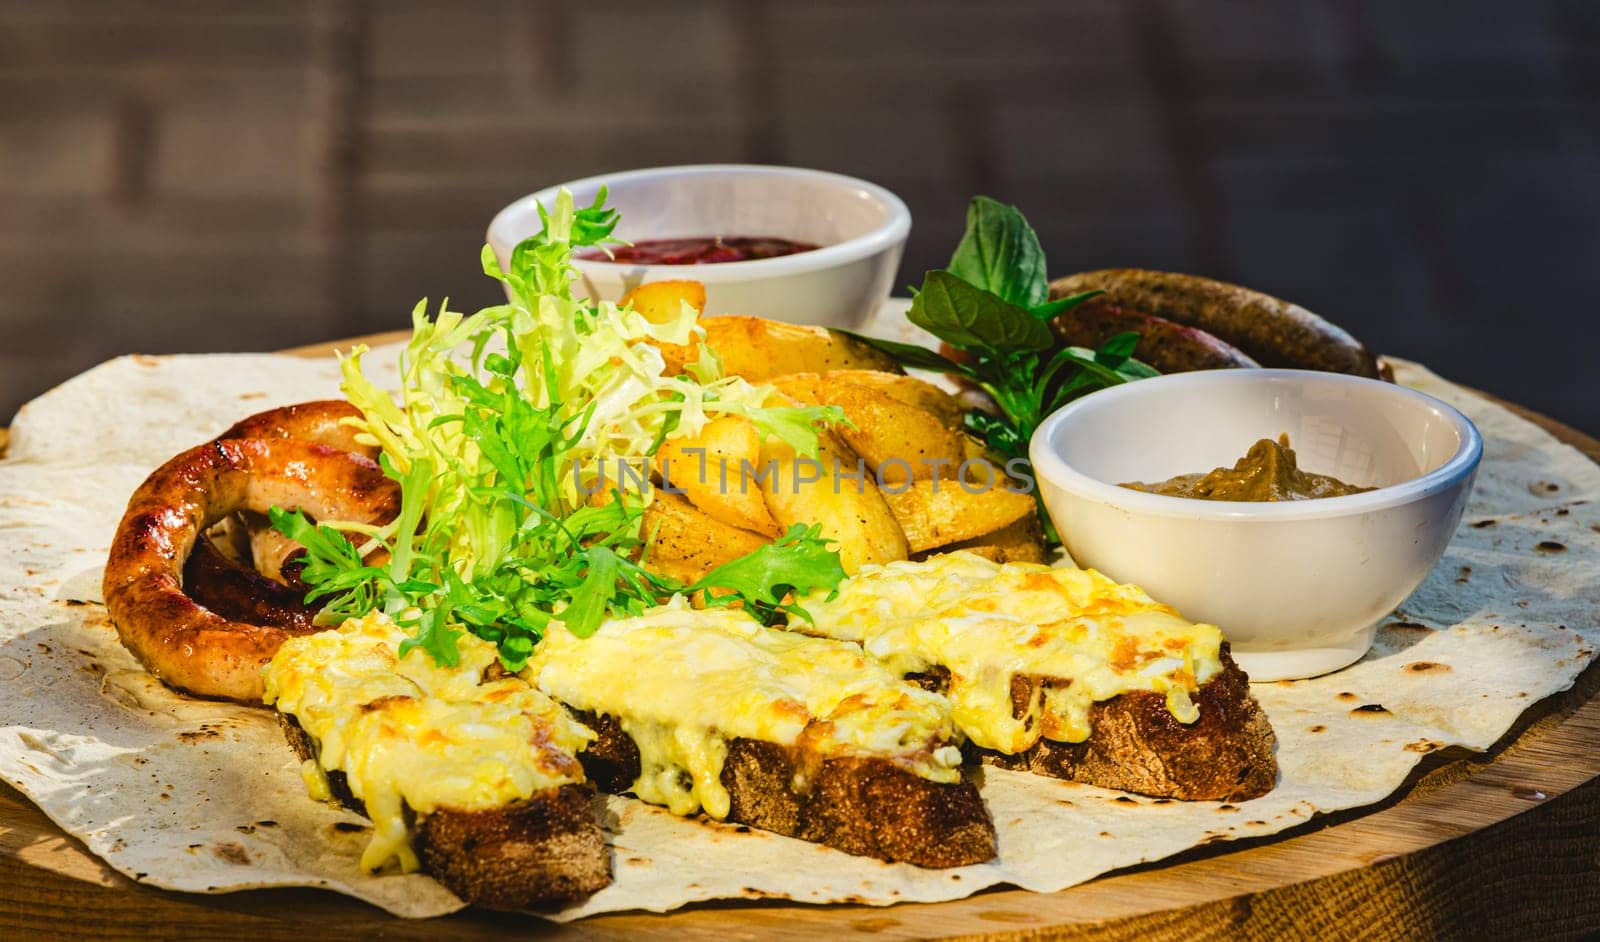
top-left (792, 553), bottom-right (1278, 801)
top-left (264, 613), bottom-right (611, 909)
top-left (522, 602), bottom-right (997, 867)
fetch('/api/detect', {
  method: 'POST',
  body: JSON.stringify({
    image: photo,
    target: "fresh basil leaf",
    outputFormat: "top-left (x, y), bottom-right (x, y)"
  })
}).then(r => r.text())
top-left (1094, 330), bottom-right (1141, 366)
top-left (1027, 289), bottom-right (1104, 322)
top-left (1046, 346), bottom-right (1129, 391)
top-left (1117, 359), bottom-right (1161, 380)
top-left (946, 196), bottom-right (1049, 309)
top-left (833, 329), bottom-right (975, 375)
top-left (908, 271), bottom-right (1054, 354)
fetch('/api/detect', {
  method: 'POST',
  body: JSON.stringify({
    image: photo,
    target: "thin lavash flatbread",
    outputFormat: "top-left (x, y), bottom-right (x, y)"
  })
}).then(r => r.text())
top-left (0, 331), bottom-right (1597, 919)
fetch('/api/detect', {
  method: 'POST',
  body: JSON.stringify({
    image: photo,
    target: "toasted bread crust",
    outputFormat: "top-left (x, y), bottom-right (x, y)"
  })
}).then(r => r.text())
top-left (916, 645), bottom-right (1277, 801)
top-left (415, 786), bottom-right (610, 908)
top-left (575, 711), bottom-right (996, 867)
top-left (279, 715), bottom-right (610, 909)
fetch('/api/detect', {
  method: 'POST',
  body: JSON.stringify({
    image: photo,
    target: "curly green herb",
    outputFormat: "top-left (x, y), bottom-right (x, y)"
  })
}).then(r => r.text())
top-left (272, 189), bottom-right (846, 668)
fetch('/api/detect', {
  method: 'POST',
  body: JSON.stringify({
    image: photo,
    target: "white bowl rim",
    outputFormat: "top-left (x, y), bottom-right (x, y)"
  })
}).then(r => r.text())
top-left (1029, 368), bottom-right (1484, 522)
top-left (486, 164), bottom-right (912, 283)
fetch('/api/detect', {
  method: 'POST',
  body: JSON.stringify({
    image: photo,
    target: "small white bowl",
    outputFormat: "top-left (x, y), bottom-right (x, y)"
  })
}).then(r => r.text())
top-left (486, 164), bottom-right (910, 330)
top-left (1029, 370), bottom-right (1482, 681)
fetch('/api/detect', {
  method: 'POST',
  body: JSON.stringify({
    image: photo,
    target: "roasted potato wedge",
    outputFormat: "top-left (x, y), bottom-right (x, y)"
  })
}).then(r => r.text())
top-left (772, 373), bottom-right (966, 486)
top-left (881, 478), bottom-right (1036, 553)
top-left (641, 489), bottom-right (770, 585)
top-left (656, 415), bottom-right (782, 537)
top-left (824, 370), bottom-right (966, 429)
top-left (923, 513), bottom-right (1049, 564)
top-left (959, 433), bottom-right (990, 467)
top-left (656, 316), bottom-right (903, 383)
top-left (955, 434), bottom-right (1035, 488)
top-left (757, 430), bottom-right (907, 573)
top-left (620, 279), bottom-right (707, 324)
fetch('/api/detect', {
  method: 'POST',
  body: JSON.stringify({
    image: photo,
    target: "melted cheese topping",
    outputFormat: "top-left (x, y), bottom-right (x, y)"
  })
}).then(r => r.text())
top-left (792, 553), bottom-right (1224, 754)
top-left (522, 601), bottom-right (964, 819)
top-left (262, 613), bottom-right (593, 873)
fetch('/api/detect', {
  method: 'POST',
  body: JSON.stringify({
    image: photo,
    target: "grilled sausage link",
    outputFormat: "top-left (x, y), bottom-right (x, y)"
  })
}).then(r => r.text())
top-left (1051, 297), bottom-right (1260, 372)
top-left (217, 399), bottom-right (376, 459)
top-left (1049, 269), bottom-right (1382, 378)
top-left (104, 438), bottom-right (398, 703)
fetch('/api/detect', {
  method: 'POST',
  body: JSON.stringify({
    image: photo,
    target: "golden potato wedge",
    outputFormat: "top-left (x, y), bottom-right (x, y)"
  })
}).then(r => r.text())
top-left (958, 434), bottom-right (1032, 488)
top-left (772, 374), bottom-right (966, 486)
top-left (620, 279), bottom-right (707, 324)
top-left (881, 477), bottom-right (1036, 553)
top-left (921, 513), bottom-right (1049, 564)
top-left (640, 489), bottom-right (771, 585)
top-left (757, 431), bottom-right (908, 573)
top-left (824, 370), bottom-right (966, 430)
top-left (656, 415), bottom-right (782, 537)
top-left (665, 316), bottom-right (902, 383)
top-left (766, 372), bottom-right (821, 403)
top-left (710, 317), bottom-right (903, 381)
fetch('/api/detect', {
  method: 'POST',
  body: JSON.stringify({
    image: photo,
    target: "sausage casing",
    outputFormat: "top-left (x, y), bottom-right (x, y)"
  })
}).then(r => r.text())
top-left (104, 438), bottom-right (398, 702)
top-left (1049, 269), bottom-right (1381, 378)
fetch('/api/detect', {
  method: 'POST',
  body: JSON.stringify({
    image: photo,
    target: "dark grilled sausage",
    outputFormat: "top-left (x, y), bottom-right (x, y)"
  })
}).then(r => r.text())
top-left (1051, 297), bottom-right (1259, 372)
top-left (1049, 269), bottom-right (1382, 378)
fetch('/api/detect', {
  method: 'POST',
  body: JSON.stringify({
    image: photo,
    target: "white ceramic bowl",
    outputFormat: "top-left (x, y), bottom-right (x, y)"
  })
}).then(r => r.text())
top-left (486, 164), bottom-right (910, 330)
top-left (1029, 370), bottom-right (1482, 681)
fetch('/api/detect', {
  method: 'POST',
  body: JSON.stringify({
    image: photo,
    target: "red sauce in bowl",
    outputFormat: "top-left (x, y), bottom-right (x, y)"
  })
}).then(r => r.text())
top-left (577, 236), bottom-right (820, 265)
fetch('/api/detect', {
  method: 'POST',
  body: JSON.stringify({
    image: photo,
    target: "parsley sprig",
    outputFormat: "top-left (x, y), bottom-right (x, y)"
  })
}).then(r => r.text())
top-left (689, 522), bottom-right (846, 625)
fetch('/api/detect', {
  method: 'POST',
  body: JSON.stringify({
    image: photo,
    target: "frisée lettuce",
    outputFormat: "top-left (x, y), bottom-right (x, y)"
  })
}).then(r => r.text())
top-left (271, 189), bottom-right (847, 669)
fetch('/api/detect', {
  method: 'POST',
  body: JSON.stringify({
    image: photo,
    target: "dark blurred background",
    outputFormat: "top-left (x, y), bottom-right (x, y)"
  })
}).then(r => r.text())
top-left (3, 1), bottom-right (1598, 431)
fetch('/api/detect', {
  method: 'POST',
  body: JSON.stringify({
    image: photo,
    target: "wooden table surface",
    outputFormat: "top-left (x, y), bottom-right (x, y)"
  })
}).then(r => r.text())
top-left (3, 335), bottom-right (1599, 940)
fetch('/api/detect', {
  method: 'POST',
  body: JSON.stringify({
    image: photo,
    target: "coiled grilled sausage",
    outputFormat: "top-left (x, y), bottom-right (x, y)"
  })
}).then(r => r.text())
top-left (104, 438), bottom-right (398, 702)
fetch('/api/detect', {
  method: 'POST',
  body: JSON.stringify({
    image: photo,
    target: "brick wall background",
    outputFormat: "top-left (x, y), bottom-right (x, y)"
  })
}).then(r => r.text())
top-left (3, 0), bottom-right (1598, 431)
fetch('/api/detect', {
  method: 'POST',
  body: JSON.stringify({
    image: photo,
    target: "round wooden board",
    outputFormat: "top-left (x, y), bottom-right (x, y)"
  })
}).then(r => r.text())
top-left (3, 334), bottom-right (1598, 940)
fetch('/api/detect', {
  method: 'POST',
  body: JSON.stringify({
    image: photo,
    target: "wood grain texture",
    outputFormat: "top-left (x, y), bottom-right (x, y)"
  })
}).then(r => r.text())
top-left (2, 335), bottom-right (1598, 939)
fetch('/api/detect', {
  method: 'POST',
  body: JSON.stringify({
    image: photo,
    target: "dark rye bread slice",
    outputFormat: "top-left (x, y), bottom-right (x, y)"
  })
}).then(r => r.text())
top-left (575, 711), bottom-right (996, 868)
top-left (913, 645), bottom-right (1277, 801)
top-left (279, 715), bottom-right (611, 909)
